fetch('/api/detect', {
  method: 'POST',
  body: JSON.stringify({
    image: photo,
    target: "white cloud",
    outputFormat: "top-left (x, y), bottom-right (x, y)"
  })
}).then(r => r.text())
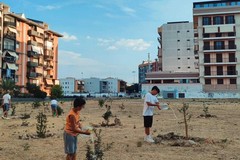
top-left (61, 32), bottom-right (78, 41)
top-left (107, 46), bottom-right (117, 50)
top-left (97, 38), bottom-right (151, 51)
top-left (115, 39), bottom-right (151, 51)
top-left (58, 50), bottom-right (116, 79)
top-left (37, 5), bottom-right (61, 11)
top-left (121, 6), bottom-right (136, 16)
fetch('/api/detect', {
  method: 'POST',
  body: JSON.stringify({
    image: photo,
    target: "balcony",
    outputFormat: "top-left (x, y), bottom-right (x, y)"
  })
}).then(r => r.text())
top-left (3, 56), bottom-right (16, 63)
top-left (3, 44), bottom-right (15, 51)
top-left (28, 29), bottom-right (43, 38)
top-left (203, 45), bottom-right (236, 52)
top-left (27, 40), bottom-right (38, 46)
top-left (28, 72), bottom-right (37, 78)
top-left (27, 51), bottom-right (41, 58)
top-left (44, 52), bottom-right (53, 60)
top-left (27, 61), bottom-right (38, 67)
top-left (4, 21), bottom-right (16, 27)
top-left (204, 58), bottom-right (237, 64)
top-left (204, 71), bottom-right (238, 77)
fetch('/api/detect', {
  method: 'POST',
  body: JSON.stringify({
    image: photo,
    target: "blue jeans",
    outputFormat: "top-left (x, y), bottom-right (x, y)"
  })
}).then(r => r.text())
top-left (3, 103), bottom-right (10, 112)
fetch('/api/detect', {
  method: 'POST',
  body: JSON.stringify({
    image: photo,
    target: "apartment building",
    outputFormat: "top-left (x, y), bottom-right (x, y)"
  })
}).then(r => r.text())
top-left (193, 0), bottom-right (240, 92)
top-left (0, 3), bottom-right (62, 95)
top-left (157, 21), bottom-right (199, 72)
top-left (138, 59), bottom-right (159, 84)
top-left (84, 77), bottom-right (126, 94)
top-left (59, 77), bottom-right (84, 95)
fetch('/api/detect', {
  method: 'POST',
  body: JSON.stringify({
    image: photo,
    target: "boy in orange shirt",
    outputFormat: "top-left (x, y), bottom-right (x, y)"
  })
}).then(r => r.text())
top-left (64, 97), bottom-right (90, 160)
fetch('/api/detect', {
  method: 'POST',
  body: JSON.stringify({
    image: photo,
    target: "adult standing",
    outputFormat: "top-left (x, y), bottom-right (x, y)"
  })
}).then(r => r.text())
top-left (2, 90), bottom-right (11, 119)
top-left (50, 97), bottom-right (58, 117)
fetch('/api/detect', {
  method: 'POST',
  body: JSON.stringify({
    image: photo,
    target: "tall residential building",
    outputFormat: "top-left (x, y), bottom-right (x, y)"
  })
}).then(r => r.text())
top-left (0, 3), bottom-right (62, 95)
top-left (193, 0), bottom-right (240, 92)
top-left (157, 21), bottom-right (199, 72)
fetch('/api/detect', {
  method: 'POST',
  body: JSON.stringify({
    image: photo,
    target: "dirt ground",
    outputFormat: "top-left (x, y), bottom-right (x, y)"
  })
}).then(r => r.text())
top-left (0, 98), bottom-right (240, 160)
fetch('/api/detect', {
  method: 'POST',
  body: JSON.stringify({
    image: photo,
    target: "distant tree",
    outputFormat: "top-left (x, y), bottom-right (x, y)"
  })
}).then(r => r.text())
top-left (50, 85), bottom-right (63, 98)
top-left (0, 79), bottom-right (16, 92)
top-left (26, 83), bottom-right (47, 99)
top-left (126, 83), bottom-right (139, 94)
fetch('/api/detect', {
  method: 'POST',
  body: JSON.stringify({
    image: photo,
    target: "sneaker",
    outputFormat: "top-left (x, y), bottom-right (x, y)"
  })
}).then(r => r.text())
top-left (2, 116), bottom-right (5, 119)
top-left (146, 135), bottom-right (155, 143)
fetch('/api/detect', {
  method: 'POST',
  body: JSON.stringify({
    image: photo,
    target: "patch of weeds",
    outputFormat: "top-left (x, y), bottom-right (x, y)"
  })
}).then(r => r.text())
top-left (32, 101), bottom-right (41, 108)
top-left (22, 143), bottom-right (30, 151)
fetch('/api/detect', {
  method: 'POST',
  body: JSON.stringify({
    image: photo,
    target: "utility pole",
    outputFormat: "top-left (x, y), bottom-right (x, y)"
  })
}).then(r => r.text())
top-left (148, 53), bottom-right (151, 72)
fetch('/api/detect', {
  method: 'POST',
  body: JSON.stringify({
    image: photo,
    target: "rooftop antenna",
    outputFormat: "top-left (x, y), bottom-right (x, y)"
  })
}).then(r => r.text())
top-left (148, 53), bottom-right (151, 72)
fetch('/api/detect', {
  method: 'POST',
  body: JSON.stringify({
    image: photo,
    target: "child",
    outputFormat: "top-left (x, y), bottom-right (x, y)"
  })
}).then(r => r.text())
top-left (63, 97), bottom-right (90, 160)
top-left (143, 86), bottom-right (161, 143)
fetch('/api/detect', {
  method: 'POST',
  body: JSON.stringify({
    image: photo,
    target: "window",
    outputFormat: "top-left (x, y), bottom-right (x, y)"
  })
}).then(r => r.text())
top-left (217, 79), bottom-right (223, 84)
top-left (216, 54), bottom-right (222, 62)
top-left (203, 33), bottom-right (210, 38)
top-left (213, 16), bottom-right (224, 25)
top-left (203, 17), bottom-right (211, 25)
top-left (229, 53), bottom-right (235, 62)
top-left (205, 79), bottom-right (211, 84)
top-left (226, 15), bottom-right (235, 24)
top-left (230, 78), bottom-right (236, 84)
top-left (216, 33), bottom-right (222, 37)
top-left (204, 66), bottom-right (211, 75)
top-left (228, 40), bottom-right (235, 49)
top-left (177, 40), bottom-right (180, 42)
top-left (204, 54), bottom-right (210, 63)
top-left (179, 93), bottom-right (185, 98)
top-left (214, 41), bottom-right (224, 50)
top-left (217, 66), bottom-right (223, 75)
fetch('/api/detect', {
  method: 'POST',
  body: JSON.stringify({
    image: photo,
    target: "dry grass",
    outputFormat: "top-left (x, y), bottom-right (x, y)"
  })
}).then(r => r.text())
top-left (0, 98), bottom-right (240, 160)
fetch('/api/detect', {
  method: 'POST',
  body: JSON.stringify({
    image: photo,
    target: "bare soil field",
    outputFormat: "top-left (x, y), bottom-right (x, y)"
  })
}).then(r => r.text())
top-left (0, 98), bottom-right (240, 160)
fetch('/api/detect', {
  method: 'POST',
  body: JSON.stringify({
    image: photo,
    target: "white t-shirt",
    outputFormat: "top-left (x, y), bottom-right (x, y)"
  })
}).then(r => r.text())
top-left (3, 93), bottom-right (11, 104)
top-left (51, 99), bottom-right (58, 105)
top-left (143, 92), bottom-right (159, 116)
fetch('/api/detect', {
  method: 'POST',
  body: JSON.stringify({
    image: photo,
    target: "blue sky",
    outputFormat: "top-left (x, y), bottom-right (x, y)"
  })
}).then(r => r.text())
top-left (5, 0), bottom-right (207, 84)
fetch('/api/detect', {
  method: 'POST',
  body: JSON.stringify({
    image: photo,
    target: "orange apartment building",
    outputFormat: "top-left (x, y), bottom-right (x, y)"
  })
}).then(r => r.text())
top-left (0, 3), bottom-right (62, 95)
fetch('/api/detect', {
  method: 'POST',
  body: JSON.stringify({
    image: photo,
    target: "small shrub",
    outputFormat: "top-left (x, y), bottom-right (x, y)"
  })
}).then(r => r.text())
top-left (85, 129), bottom-right (113, 160)
top-left (11, 103), bottom-right (16, 116)
top-left (102, 105), bottom-right (112, 125)
top-left (98, 99), bottom-right (105, 108)
top-left (36, 112), bottom-right (47, 138)
top-left (32, 101), bottom-right (41, 108)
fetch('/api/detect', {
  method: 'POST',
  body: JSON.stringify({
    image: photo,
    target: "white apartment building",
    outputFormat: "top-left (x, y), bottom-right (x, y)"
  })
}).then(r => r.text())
top-left (59, 77), bottom-right (76, 95)
top-left (84, 77), bottom-right (101, 93)
top-left (158, 21), bottom-right (199, 72)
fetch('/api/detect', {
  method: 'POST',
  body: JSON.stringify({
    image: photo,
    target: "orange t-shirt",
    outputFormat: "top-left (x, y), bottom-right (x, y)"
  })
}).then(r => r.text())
top-left (64, 108), bottom-right (80, 136)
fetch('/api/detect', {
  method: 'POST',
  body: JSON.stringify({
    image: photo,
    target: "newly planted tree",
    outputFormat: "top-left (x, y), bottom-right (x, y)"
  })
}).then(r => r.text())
top-left (178, 103), bottom-right (191, 139)
top-left (102, 105), bottom-right (112, 126)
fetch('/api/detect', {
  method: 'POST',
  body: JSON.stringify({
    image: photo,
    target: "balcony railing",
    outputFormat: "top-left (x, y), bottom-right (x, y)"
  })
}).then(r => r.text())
top-left (203, 45), bottom-right (236, 50)
top-left (28, 72), bottom-right (37, 78)
top-left (4, 21), bottom-right (16, 27)
top-left (204, 70), bottom-right (238, 76)
top-left (28, 29), bottom-right (43, 38)
top-left (27, 40), bottom-right (38, 46)
top-left (204, 58), bottom-right (237, 63)
top-left (27, 51), bottom-right (41, 58)
top-left (3, 56), bottom-right (16, 63)
top-left (27, 61), bottom-right (38, 67)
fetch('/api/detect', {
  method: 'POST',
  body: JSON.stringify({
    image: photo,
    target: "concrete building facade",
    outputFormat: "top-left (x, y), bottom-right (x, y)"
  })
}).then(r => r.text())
top-left (193, 0), bottom-right (240, 92)
top-left (157, 21), bottom-right (199, 72)
top-left (0, 3), bottom-right (62, 95)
